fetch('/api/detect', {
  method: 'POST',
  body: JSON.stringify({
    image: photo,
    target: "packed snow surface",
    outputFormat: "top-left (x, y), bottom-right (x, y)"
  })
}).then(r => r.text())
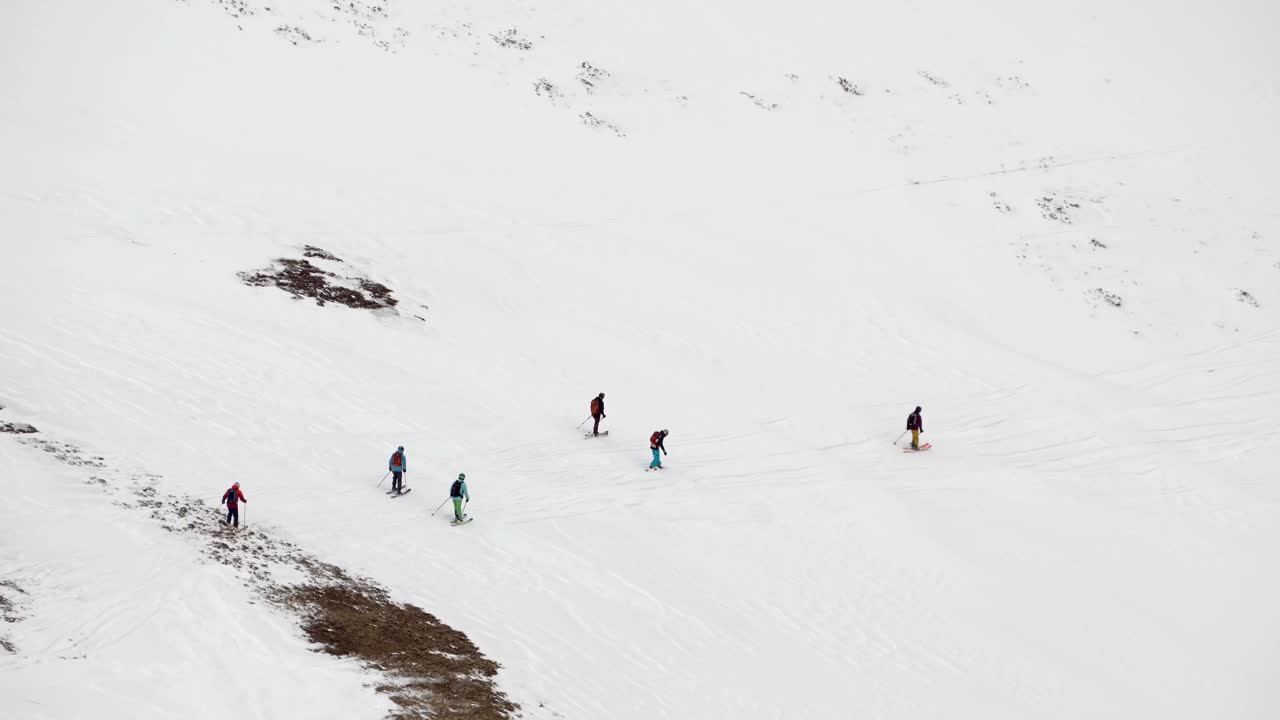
top-left (2, 0), bottom-right (1278, 718)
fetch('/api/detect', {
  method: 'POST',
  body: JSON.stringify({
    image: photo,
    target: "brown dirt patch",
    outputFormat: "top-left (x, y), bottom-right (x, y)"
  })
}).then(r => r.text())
top-left (239, 246), bottom-right (398, 311)
top-left (282, 582), bottom-right (516, 719)
top-left (0, 579), bottom-right (24, 617)
top-left (303, 245), bottom-right (341, 261)
top-left (1, 579), bottom-right (26, 654)
top-left (0, 422), bottom-right (38, 434)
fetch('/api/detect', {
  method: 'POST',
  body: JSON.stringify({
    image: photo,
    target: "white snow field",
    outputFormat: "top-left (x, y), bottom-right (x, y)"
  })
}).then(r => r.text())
top-left (3, 0), bottom-right (1279, 718)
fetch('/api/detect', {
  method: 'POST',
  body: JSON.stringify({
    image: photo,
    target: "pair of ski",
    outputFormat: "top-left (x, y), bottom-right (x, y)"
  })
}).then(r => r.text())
top-left (904, 443), bottom-right (932, 453)
top-left (386, 487), bottom-right (413, 498)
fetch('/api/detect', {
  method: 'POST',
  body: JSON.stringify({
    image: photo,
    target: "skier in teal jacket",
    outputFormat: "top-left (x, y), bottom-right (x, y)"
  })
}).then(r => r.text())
top-left (450, 473), bottom-right (469, 522)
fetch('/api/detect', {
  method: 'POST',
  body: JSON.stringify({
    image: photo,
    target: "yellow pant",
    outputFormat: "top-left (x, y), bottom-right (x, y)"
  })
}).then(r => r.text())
top-left (911, 429), bottom-right (920, 448)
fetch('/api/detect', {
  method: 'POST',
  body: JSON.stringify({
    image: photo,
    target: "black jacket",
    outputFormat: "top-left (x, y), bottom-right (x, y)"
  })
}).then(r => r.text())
top-left (906, 411), bottom-right (923, 431)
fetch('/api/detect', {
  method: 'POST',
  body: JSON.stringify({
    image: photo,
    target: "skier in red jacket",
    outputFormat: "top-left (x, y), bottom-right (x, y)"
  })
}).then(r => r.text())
top-left (220, 482), bottom-right (247, 527)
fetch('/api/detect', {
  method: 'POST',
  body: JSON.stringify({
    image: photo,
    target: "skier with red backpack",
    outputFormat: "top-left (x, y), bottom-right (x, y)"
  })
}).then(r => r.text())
top-left (220, 482), bottom-right (247, 527)
top-left (648, 429), bottom-right (669, 470)
top-left (589, 393), bottom-right (607, 437)
top-left (388, 446), bottom-right (407, 494)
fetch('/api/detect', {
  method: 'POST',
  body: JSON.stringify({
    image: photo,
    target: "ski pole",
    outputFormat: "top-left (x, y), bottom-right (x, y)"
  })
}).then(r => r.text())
top-left (432, 497), bottom-right (449, 516)
top-left (576, 415), bottom-right (592, 429)
top-left (377, 471), bottom-right (389, 488)
top-left (462, 499), bottom-right (469, 518)
top-left (893, 430), bottom-right (907, 445)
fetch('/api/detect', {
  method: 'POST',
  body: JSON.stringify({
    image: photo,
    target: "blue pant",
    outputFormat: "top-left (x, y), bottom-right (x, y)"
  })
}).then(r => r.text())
top-left (650, 448), bottom-right (662, 469)
top-left (225, 505), bottom-right (239, 527)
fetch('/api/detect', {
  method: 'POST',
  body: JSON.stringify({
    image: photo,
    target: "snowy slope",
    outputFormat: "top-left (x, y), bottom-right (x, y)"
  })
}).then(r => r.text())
top-left (0, 440), bottom-right (390, 720)
top-left (2, 0), bottom-right (1279, 718)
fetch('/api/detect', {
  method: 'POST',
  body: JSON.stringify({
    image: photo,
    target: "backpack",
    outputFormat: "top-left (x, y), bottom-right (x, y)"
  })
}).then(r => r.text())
top-left (391, 451), bottom-right (404, 467)
top-left (590, 397), bottom-right (601, 415)
top-left (450, 480), bottom-right (463, 498)
top-left (650, 431), bottom-right (662, 447)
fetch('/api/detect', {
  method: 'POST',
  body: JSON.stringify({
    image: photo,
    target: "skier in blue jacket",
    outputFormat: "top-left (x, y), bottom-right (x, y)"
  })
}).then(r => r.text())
top-left (450, 473), bottom-right (469, 523)
top-left (389, 446), bottom-right (407, 494)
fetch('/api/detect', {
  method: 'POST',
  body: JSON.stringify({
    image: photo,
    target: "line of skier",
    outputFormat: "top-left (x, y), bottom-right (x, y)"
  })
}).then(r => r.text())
top-left (370, 394), bottom-right (918, 526)
top-left (217, 398), bottom-right (921, 531)
top-left (373, 392), bottom-right (672, 526)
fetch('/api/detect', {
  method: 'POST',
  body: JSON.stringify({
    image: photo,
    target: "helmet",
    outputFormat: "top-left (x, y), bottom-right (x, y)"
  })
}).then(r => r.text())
top-left (599, 392), bottom-right (605, 397)
top-left (397, 445), bottom-right (404, 452)
top-left (661, 429), bottom-right (669, 435)
top-left (458, 473), bottom-right (466, 480)
top-left (233, 482), bottom-right (240, 488)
